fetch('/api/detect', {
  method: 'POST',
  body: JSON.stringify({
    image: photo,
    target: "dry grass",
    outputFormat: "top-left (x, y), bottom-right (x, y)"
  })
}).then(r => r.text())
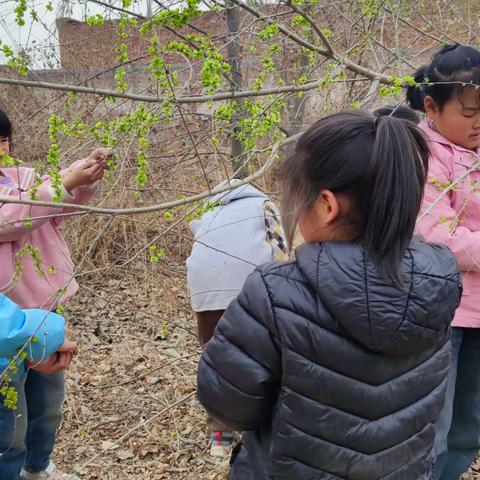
top-left (54, 268), bottom-right (229, 480)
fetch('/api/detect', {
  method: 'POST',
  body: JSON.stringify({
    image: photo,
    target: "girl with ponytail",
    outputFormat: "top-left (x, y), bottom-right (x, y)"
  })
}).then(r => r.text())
top-left (407, 43), bottom-right (480, 480)
top-left (197, 110), bottom-right (462, 480)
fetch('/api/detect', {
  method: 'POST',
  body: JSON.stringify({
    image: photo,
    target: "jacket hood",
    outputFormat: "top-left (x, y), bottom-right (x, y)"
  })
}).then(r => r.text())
top-left (207, 180), bottom-right (266, 206)
top-left (295, 241), bottom-right (462, 355)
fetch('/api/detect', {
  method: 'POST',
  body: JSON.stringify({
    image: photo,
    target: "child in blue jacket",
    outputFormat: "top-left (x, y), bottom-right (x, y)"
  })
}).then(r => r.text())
top-left (0, 294), bottom-right (77, 479)
top-left (0, 293), bottom-right (76, 364)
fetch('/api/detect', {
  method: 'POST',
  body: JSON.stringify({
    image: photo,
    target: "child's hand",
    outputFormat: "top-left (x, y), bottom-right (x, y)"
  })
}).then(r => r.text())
top-left (88, 147), bottom-right (111, 169)
top-left (63, 159), bottom-right (104, 192)
top-left (25, 339), bottom-right (78, 374)
top-left (58, 339), bottom-right (79, 356)
top-left (62, 148), bottom-right (111, 192)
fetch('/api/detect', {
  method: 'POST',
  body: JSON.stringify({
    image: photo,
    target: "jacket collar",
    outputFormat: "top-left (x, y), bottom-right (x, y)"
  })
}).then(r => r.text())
top-left (0, 167), bottom-right (35, 195)
top-left (419, 120), bottom-right (480, 156)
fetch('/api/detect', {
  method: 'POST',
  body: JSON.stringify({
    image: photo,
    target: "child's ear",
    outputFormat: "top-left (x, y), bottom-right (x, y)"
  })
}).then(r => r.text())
top-left (424, 96), bottom-right (438, 116)
top-left (315, 190), bottom-right (341, 225)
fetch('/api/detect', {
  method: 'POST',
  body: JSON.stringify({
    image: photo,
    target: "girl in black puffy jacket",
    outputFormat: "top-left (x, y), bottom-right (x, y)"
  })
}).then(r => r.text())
top-left (197, 110), bottom-right (463, 480)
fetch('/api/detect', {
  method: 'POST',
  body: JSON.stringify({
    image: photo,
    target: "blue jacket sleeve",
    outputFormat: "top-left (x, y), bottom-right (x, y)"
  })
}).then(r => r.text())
top-left (0, 294), bottom-right (65, 361)
top-left (197, 269), bottom-right (281, 431)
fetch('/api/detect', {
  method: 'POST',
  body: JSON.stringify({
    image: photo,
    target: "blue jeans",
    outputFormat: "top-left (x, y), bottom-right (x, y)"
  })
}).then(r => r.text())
top-left (0, 369), bottom-right (64, 480)
top-left (432, 328), bottom-right (480, 480)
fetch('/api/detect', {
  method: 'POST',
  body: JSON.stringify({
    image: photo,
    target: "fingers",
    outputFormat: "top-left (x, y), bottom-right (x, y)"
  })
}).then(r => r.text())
top-left (58, 340), bottom-right (79, 356)
top-left (85, 162), bottom-right (104, 175)
top-left (95, 147), bottom-right (112, 158)
top-left (81, 149), bottom-right (112, 176)
top-left (56, 351), bottom-right (73, 370)
top-left (89, 147), bottom-right (112, 163)
top-left (98, 159), bottom-right (109, 170)
top-left (65, 149), bottom-right (110, 189)
top-left (76, 148), bottom-right (112, 169)
top-left (83, 156), bottom-right (107, 170)
top-left (28, 344), bottom-right (77, 373)
top-left (43, 351), bottom-right (72, 372)
top-left (93, 169), bottom-right (105, 181)
top-left (82, 158), bottom-right (98, 169)
top-left (26, 353), bottom-right (59, 373)
top-left (80, 164), bottom-right (104, 185)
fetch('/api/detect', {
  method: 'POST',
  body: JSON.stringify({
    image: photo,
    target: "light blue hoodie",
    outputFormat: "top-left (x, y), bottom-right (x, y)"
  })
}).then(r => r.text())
top-left (186, 181), bottom-right (278, 312)
top-left (0, 294), bottom-right (65, 376)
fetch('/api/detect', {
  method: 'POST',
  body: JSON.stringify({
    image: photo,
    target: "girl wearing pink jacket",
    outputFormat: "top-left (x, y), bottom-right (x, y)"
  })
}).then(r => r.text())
top-left (407, 44), bottom-right (480, 480)
top-left (0, 108), bottom-right (108, 480)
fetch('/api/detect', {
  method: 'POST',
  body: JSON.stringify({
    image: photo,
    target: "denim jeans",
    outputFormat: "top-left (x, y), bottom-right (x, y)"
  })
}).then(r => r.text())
top-left (0, 369), bottom-right (64, 480)
top-left (432, 328), bottom-right (480, 480)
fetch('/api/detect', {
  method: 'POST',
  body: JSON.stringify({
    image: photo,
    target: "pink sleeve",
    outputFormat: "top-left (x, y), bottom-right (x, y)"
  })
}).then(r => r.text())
top-left (53, 160), bottom-right (97, 225)
top-left (0, 181), bottom-right (61, 242)
top-left (416, 147), bottom-right (480, 272)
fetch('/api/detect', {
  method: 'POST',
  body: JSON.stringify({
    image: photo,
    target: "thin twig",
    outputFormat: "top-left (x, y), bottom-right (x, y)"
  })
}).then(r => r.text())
top-left (67, 391), bottom-right (196, 478)
top-left (417, 158), bottom-right (480, 224)
top-left (0, 143), bottom-right (281, 214)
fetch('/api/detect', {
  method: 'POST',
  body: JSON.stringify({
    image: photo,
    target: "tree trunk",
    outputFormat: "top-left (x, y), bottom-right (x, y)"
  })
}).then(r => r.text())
top-left (283, 45), bottom-right (309, 157)
top-left (226, 4), bottom-right (248, 178)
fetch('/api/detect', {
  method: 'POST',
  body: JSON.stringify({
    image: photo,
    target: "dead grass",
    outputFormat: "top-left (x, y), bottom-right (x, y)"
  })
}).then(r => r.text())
top-left (54, 268), bottom-right (229, 480)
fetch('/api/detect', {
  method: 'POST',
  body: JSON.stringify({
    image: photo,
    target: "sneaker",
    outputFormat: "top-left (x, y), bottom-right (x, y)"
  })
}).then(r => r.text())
top-left (210, 431), bottom-right (234, 462)
top-left (21, 462), bottom-right (80, 480)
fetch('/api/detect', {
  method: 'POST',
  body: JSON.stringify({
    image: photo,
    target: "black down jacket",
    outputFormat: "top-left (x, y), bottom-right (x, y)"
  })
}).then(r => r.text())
top-left (197, 241), bottom-right (462, 480)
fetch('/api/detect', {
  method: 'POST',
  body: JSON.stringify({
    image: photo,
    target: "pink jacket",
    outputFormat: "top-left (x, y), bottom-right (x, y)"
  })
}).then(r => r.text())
top-left (417, 120), bottom-right (480, 327)
top-left (0, 163), bottom-right (95, 310)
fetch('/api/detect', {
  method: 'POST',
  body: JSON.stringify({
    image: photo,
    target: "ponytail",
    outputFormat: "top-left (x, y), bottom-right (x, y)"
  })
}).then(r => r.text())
top-left (365, 116), bottom-right (429, 286)
top-left (281, 110), bottom-right (429, 288)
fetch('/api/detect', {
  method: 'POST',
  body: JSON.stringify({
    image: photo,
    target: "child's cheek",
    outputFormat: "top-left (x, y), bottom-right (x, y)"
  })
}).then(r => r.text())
top-left (0, 141), bottom-right (10, 155)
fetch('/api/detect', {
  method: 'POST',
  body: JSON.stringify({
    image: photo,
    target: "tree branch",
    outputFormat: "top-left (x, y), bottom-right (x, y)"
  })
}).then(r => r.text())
top-left (227, 0), bottom-right (330, 56)
top-left (228, 0), bottom-right (394, 84)
top-left (417, 157), bottom-right (480, 224)
top-left (0, 75), bottom-right (370, 104)
top-left (87, 0), bottom-right (146, 18)
top-left (0, 143), bottom-right (281, 215)
top-left (286, 1), bottom-right (336, 55)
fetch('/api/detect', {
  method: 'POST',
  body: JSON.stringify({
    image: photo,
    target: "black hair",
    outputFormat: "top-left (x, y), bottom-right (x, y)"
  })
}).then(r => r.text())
top-left (406, 44), bottom-right (480, 112)
top-left (374, 105), bottom-right (420, 124)
top-left (281, 110), bottom-right (429, 287)
top-left (0, 108), bottom-right (12, 140)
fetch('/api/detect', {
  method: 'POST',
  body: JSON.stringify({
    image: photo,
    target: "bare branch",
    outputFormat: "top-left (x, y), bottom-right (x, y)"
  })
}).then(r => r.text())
top-left (417, 158), bottom-right (480, 224)
top-left (0, 143), bottom-right (281, 215)
top-left (87, 0), bottom-right (146, 18)
top-left (285, 1), bottom-right (336, 55)
top-left (228, 0), bottom-right (394, 84)
top-left (0, 75), bottom-right (371, 104)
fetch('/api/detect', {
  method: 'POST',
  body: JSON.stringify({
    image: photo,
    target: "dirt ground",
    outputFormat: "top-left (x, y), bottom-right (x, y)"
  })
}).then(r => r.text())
top-left (53, 266), bottom-right (480, 480)
top-left (53, 265), bottom-right (229, 480)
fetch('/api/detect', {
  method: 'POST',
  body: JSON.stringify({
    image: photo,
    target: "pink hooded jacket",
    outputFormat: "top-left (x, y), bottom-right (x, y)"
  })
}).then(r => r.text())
top-left (417, 120), bottom-right (480, 327)
top-left (0, 162), bottom-right (95, 310)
